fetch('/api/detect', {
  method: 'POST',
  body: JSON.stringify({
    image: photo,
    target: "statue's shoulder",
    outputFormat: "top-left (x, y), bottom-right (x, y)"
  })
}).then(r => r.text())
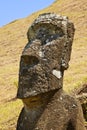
top-left (60, 91), bottom-right (80, 110)
top-left (46, 90), bottom-right (81, 113)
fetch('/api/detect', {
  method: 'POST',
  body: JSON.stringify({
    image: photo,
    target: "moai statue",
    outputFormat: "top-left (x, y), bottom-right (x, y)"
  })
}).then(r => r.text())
top-left (17, 13), bottom-right (86, 130)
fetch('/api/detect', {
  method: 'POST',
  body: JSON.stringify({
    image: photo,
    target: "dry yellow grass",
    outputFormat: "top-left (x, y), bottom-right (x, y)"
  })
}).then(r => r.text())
top-left (0, 0), bottom-right (87, 129)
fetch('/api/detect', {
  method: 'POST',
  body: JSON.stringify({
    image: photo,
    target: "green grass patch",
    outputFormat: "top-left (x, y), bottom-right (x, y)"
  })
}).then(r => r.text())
top-left (0, 100), bottom-right (23, 130)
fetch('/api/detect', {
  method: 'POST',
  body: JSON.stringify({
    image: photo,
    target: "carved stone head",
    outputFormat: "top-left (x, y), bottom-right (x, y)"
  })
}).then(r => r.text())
top-left (17, 13), bottom-right (75, 99)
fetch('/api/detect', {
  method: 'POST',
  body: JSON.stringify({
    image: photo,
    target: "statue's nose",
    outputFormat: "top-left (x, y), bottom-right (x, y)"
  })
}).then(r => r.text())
top-left (21, 55), bottom-right (39, 75)
top-left (22, 55), bottom-right (39, 66)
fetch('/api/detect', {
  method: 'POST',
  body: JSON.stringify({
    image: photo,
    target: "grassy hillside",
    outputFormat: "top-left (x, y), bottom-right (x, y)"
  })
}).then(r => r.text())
top-left (0, 0), bottom-right (87, 129)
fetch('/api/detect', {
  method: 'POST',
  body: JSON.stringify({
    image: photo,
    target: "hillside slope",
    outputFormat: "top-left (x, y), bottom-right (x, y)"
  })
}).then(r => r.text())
top-left (0, 0), bottom-right (87, 129)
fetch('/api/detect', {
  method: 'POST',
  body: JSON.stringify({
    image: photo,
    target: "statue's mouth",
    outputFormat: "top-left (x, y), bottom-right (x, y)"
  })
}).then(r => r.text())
top-left (17, 68), bottom-right (62, 99)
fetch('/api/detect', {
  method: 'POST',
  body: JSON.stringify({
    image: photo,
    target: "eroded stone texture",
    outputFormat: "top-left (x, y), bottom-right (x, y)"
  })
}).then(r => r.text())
top-left (75, 84), bottom-right (87, 122)
top-left (17, 13), bottom-right (86, 130)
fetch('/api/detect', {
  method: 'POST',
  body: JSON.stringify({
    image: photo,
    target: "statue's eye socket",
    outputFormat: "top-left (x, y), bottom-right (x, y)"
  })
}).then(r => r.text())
top-left (21, 55), bottom-right (39, 67)
top-left (35, 27), bottom-right (64, 45)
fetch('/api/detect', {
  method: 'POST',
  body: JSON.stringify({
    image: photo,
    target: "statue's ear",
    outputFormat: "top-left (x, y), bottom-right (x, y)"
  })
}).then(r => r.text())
top-left (61, 22), bottom-right (75, 70)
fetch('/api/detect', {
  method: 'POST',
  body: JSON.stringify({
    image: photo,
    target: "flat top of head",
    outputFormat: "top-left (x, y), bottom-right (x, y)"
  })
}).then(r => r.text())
top-left (31, 13), bottom-right (69, 27)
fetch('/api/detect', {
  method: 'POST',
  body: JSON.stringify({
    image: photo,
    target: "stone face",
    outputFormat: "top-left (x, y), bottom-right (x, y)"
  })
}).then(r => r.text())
top-left (17, 13), bottom-right (86, 130)
top-left (17, 13), bottom-right (75, 98)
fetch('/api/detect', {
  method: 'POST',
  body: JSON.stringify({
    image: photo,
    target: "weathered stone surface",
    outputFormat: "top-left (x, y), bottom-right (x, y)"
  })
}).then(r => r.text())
top-left (75, 84), bottom-right (87, 122)
top-left (17, 13), bottom-right (86, 130)
top-left (17, 13), bottom-right (74, 98)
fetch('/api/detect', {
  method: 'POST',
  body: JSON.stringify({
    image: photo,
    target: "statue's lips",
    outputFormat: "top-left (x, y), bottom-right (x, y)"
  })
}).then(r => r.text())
top-left (18, 71), bottom-right (49, 98)
top-left (20, 69), bottom-right (62, 86)
top-left (17, 70), bottom-right (62, 99)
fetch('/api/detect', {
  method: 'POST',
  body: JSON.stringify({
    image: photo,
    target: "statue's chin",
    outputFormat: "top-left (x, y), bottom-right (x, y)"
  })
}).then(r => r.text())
top-left (22, 89), bottom-right (58, 110)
